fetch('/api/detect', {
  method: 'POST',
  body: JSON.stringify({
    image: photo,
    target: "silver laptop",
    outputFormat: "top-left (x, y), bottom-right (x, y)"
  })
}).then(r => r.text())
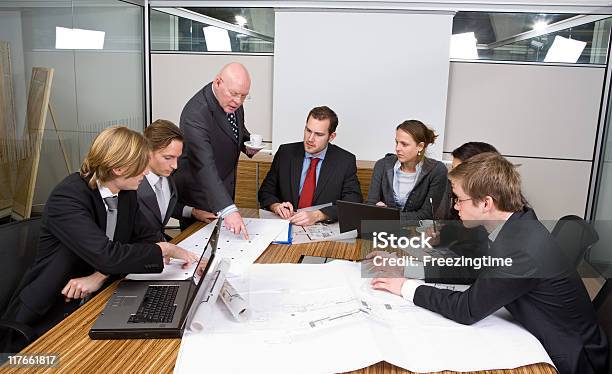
top-left (89, 219), bottom-right (221, 340)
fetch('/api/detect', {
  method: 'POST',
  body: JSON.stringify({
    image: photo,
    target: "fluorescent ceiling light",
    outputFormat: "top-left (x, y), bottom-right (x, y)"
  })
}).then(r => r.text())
top-left (203, 26), bottom-right (231, 52)
top-left (533, 21), bottom-right (548, 32)
top-left (544, 35), bottom-right (586, 63)
top-left (450, 32), bottom-right (478, 59)
top-left (235, 15), bottom-right (247, 27)
top-left (55, 27), bottom-right (105, 49)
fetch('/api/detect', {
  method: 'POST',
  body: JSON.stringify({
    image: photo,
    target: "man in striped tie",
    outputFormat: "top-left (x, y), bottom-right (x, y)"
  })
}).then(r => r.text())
top-left (258, 106), bottom-right (363, 226)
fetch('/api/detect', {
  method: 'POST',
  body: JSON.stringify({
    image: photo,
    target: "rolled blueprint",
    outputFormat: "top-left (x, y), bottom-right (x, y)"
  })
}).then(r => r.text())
top-left (219, 280), bottom-right (248, 322)
top-left (189, 260), bottom-right (230, 332)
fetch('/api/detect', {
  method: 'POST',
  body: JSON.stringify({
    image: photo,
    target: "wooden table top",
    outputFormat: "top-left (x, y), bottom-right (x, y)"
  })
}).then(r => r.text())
top-left (3, 209), bottom-right (556, 374)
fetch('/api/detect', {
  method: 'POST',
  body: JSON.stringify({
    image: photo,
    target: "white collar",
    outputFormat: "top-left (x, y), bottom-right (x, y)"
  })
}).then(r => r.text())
top-left (145, 172), bottom-right (162, 187)
top-left (96, 180), bottom-right (117, 200)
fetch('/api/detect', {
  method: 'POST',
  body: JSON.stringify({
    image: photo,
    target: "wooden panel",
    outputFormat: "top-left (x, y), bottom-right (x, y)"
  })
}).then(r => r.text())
top-left (235, 159), bottom-right (258, 209)
top-left (0, 41), bottom-right (16, 215)
top-left (257, 160), bottom-right (272, 188)
top-left (357, 167), bottom-right (373, 200)
top-left (12, 67), bottom-right (54, 219)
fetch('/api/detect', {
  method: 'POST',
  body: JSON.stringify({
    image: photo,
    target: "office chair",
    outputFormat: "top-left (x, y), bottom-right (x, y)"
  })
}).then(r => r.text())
top-left (0, 217), bottom-right (42, 351)
top-left (551, 215), bottom-right (599, 269)
top-left (593, 280), bottom-right (612, 374)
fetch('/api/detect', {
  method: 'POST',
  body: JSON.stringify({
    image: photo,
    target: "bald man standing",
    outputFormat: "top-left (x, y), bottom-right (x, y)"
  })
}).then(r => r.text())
top-left (174, 63), bottom-right (258, 238)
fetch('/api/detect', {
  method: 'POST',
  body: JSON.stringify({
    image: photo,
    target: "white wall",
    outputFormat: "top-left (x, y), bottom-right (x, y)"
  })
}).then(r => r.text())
top-left (444, 61), bottom-right (605, 220)
top-left (151, 53), bottom-right (274, 140)
top-left (272, 10), bottom-right (453, 161)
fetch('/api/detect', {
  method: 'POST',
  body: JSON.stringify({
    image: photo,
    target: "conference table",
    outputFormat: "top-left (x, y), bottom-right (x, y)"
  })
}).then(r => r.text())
top-left (3, 209), bottom-right (556, 374)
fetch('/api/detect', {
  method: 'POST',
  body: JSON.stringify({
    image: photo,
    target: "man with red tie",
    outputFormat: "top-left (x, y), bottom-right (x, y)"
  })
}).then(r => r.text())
top-left (258, 106), bottom-right (363, 226)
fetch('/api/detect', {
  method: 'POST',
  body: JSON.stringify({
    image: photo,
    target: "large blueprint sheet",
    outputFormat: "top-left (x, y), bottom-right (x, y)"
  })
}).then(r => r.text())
top-left (175, 261), bottom-right (553, 373)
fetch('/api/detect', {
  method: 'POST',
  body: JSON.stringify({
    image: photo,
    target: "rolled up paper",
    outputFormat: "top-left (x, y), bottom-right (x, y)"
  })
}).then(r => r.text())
top-left (219, 280), bottom-right (248, 322)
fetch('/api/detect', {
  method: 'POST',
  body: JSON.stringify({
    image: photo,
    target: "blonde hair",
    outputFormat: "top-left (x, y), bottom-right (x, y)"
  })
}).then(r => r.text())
top-left (448, 152), bottom-right (523, 212)
top-left (80, 126), bottom-right (150, 189)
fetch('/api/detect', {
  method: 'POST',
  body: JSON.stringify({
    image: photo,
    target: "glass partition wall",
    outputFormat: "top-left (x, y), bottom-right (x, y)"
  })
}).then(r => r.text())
top-left (0, 0), bottom-right (145, 219)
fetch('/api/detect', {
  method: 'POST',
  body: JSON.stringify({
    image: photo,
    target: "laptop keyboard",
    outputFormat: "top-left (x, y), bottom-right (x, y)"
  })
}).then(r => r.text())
top-left (128, 285), bottom-right (179, 324)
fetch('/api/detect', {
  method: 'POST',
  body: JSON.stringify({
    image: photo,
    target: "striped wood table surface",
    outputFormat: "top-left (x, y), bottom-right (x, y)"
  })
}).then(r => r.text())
top-left (2, 209), bottom-right (555, 374)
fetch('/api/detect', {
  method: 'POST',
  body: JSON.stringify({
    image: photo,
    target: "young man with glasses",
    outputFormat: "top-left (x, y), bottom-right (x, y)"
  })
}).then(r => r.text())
top-left (371, 153), bottom-right (608, 374)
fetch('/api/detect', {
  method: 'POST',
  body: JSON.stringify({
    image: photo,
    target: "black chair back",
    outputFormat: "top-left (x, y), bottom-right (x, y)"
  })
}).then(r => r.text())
top-left (551, 215), bottom-right (599, 269)
top-left (0, 217), bottom-right (42, 315)
top-left (593, 280), bottom-right (612, 374)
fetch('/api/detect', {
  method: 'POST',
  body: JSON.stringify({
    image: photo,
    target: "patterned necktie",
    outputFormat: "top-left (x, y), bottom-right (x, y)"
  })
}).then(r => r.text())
top-left (298, 158), bottom-right (320, 209)
top-left (104, 196), bottom-right (118, 240)
top-left (226, 112), bottom-right (239, 140)
top-left (154, 177), bottom-right (167, 220)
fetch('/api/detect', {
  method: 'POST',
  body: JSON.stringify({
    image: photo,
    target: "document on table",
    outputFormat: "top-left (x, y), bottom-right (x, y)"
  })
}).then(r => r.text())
top-left (174, 261), bottom-right (553, 374)
top-left (126, 218), bottom-right (288, 280)
top-left (258, 203), bottom-right (358, 244)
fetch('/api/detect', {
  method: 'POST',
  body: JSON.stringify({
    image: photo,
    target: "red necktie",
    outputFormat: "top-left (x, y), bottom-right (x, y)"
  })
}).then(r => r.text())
top-left (298, 158), bottom-right (320, 209)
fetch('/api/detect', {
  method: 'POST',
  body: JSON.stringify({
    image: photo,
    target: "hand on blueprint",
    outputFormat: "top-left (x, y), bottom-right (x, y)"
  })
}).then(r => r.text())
top-left (370, 277), bottom-right (406, 296)
top-left (224, 211), bottom-right (250, 240)
top-left (192, 208), bottom-right (217, 223)
top-left (290, 210), bottom-right (326, 226)
top-left (158, 242), bottom-right (199, 268)
top-left (363, 251), bottom-right (404, 278)
top-left (270, 202), bottom-right (294, 219)
top-left (62, 271), bottom-right (108, 300)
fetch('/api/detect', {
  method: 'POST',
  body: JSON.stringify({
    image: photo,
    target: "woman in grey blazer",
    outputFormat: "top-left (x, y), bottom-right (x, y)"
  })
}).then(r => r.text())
top-left (367, 120), bottom-right (449, 222)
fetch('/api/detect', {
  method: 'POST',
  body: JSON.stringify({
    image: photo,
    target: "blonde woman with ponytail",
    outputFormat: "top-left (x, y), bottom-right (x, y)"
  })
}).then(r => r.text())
top-left (3, 126), bottom-right (197, 352)
top-left (367, 120), bottom-right (448, 222)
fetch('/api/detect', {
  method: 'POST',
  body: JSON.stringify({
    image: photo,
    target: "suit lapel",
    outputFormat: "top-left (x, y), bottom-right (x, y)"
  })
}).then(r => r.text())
top-left (290, 145), bottom-right (304, 205)
top-left (115, 192), bottom-right (130, 241)
top-left (313, 145), bottom-right (335, 202)
top-left (165, 177), bottom-right (179, 224)
top-left (93, 188), bottom-right (107, 233)
top-left (140, 180), bottom-right (163, 224)
top-left (385, 158), bottom-right (395, 197)
top-left (204, 84), bottom-right (239, 145)
top-left (413, 158), bottom-right (433, 190)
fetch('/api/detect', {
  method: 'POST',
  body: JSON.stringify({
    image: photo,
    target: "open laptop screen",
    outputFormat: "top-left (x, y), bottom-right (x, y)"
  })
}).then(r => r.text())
top-left (192, 219), bottom-right (221, 285)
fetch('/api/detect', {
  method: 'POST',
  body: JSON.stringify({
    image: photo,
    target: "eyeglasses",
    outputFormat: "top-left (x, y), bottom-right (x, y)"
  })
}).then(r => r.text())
top-left (219, 77), bottom-right (248, 101)
top-left (453, 197), bottom-right (473, 207)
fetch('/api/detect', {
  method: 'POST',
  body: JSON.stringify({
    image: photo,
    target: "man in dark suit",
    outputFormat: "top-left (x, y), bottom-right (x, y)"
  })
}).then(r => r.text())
top-left (138, 120), bottom-right (216, 241)
top-left (371, 153), bottom-right (608, 374)
top-left (173, 63), bottom-right (259, 239)
top-left (258, 106), bottom-right (363, 226)
top-left (2, 127), bottom-right (196, 352)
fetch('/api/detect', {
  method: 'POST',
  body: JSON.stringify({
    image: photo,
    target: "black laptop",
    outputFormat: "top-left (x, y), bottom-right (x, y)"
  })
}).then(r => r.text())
top-left (337, 200), bottom-right (400, 235)
top-left (89, 219), bottom-right (221, 340)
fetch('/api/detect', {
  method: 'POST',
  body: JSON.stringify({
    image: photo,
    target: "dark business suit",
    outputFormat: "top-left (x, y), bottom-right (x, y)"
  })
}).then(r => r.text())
top-left (367, 155), bottom-right (449, 222)
top-left (137, 175), bottom-right (184, 241)
top-left (258, 142), bottom-right (363, 221)
top-left (413, 208), bottom-right (609, 374)
top-left (3, 173), bottom-right (164, 346)
top-left (173, 82), bottom-right (250, 218)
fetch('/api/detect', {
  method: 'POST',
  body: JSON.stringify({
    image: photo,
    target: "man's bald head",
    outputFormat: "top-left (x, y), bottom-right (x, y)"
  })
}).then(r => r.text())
top-left (213, 63), bottom-right (251, 113)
